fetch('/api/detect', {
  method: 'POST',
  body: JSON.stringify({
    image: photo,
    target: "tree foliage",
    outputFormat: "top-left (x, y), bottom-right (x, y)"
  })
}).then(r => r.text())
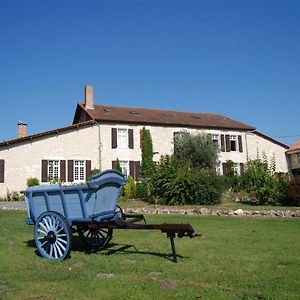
top-left (151, 155), bottom-right (224, 205)
top-left (239, 155), bottom-right (288, 205)
top-left (173, 131), bottom-right (219, 169)
top-left (141, 127), bottom-right (154, 177)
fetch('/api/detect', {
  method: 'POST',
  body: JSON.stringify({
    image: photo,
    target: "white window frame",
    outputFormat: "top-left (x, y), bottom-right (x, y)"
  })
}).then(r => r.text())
top-left (229, 135), bottom-right (238, 152)
top-left (211, 134), bottom-right (220, 148)
top-left (215, 163), bottom-right (222, 175)
top-left (117, 128), bottom-right (128, 149)
top-left (233, 163), bottom-right (240, 175)
top-left (74, 160), bottom-right (85, 182)
top-left (48, 160), bottom-right (60, 181)
top-left (119, 160), bottom-right (129, 178)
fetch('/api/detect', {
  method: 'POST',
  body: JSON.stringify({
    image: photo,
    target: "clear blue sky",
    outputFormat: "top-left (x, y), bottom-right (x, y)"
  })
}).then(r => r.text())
top-left (0, 0), bottom-right (299, 145)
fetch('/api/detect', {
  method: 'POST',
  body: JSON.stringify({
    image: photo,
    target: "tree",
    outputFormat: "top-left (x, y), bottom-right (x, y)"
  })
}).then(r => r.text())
top-left (141, 127), bottom-right (154, 177)
top-left (173, 131), bottom-right (219, 169)
top-left (115, 158), bottom-right (122, 173)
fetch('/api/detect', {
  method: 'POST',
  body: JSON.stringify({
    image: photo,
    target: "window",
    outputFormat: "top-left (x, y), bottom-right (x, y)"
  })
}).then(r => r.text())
top-left (212, 134), bottom-right (220, 147)
top-left (229, 135), bottom-right (238, 151)
top-left (215, 163), bottom-right (222, 175)
top-left (117, 129), bottom-right (129, 148)
top-left (119, 161), bottom-right (129, 178)
top-left (74, 160), bottom-right (85, 182)
top-left (233, 163), bottom-right (240, 175)
top-left (48, 160), bottom-right (59, 180)
top-left (0, 160), bottom-right (4, 183)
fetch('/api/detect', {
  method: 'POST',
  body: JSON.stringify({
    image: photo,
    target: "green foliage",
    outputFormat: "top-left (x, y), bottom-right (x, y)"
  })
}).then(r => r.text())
top-left (141, 127), bottom-right (155, 177)
top-left (114, 158), bottom-right (122, 173)
top-left (48, 177), bottom-right (64, 185)
top-left (0, 189), bottom-right (24, 201)
top-left (90, 168), bottom-right (101, 176)
top-left (223, 160), bottom-right (241, 191)
top-left (136, 178), bottom-right (154, 202)
top-left (26, 177), bottom-right (40, 187)
top-left (151, 155), bottom-right (224, 205)
top-left (173, 131), bottom-right (219, 169)
top-left (239, 156), bottom-right (288, 205)
top-left (286, 177), bottom-right (300, 206)
top-left (123, 175), bottom-right (137, 200)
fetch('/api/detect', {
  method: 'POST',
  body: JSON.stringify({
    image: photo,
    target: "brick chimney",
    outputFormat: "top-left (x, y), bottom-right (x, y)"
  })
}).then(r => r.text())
top-left (17, 121), bottom-right (27, 138)
top-left (85, 85), bottom-right (94, 109)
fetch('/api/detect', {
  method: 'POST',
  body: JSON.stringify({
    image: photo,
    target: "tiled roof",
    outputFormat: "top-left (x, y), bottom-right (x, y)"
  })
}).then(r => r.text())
top-left (76, 103), bottom-right (256, 131)
top-left (0, 121), bottom-right (95, 148)
top-left (287, 138), bottom-right (300, 152)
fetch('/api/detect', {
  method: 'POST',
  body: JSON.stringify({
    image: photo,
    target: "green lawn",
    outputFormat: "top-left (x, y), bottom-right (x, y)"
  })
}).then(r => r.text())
top-left (0, 211), bottom-right (299, 299)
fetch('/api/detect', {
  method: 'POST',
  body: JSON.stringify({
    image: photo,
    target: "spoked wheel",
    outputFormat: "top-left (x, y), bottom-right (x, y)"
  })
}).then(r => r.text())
top-left (77, 224), bottom-right (113, 249)
top-left (34, 211), bottom-right (72, 260)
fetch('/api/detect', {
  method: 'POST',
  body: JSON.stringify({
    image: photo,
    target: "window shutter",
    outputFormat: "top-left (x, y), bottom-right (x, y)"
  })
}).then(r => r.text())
top-left (60, 160), bottom-right (66, 182)
top-left (128, 129), bottom-right (134, 149)
top-left (134, 161), bottom-right (141, 180)
top-left (41, 160), bottom-right (48, 182)
top-left (129, 161), bottom-right (135, 177)
top-left (111, 128), bottom-right (117, 149)
top-left (222, 162), bottom-right (228, 175)
top-left (238, 135), bottom-right (243, 152)
top-left (140, 129), bottom-right (143, 149)
top-left (86, 160), bottom-right (91, 181)
top-left (225, 135), bottom-right (230, 152)
top-left (68, 160), bottom-right (74, 182)
top-left (0, 160), bottom-right (4, 183)
top-left (240, 163), bottom-right (244, 175)
top-left (220, 135), bottom-right (225, 152)
top-left (112, 161), bottom-right (116, 169)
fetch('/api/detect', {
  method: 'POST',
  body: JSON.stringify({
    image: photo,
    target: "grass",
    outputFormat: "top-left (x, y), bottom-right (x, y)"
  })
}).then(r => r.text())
top-left (0, 211), bottom-right (299, 299)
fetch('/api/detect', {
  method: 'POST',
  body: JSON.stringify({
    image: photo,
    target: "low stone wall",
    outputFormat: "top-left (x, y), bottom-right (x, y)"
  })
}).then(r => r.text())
top-left (1, 201), bottom-right (299, 218)
top-left (124, 207), bottom-right (300, 218)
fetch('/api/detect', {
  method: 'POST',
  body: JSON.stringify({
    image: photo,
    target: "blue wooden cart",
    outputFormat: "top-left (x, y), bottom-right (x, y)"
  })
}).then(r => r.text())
top-left (22, 170), bottom-right (198, 262)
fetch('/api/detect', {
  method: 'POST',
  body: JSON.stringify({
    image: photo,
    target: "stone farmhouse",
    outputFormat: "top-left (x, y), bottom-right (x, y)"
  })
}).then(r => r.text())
top-left (286, 138), bottom-right (300, 177)
top-left (0, 85), bottom-right (289, 197)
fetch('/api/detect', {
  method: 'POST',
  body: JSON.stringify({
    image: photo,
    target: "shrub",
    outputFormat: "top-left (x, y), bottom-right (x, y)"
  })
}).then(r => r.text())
top-left (239, 157), bottom-right (288, 205)
top-left (123, 175), bottom-right (137, 200)
top-left (114, 158), bottom-right (122, 173)
top-left (26, 177), bottom-right (40, 187)
top-left (151, 155), bottom-right (224, 205)
top-left (136, 178), bottom-right (154, 202)
top-left (286, 177), bottom-right (300, 206)
top-left (0, 190), bottom-right (24, 201)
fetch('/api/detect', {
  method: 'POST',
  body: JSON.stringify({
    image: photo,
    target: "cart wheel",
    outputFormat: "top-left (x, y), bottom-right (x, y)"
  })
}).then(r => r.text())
top-left (77, 224), bottom-right (113, 249)
top-left (34, 211), bottom-right (72, 260)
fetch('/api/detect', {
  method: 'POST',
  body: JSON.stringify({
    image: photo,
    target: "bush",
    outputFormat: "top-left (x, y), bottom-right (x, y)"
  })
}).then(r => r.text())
top-left (286, 177), bottom-right (300, 206)
top-left (0, 190), bottom-right (24, 202)
top-left (26, 177), bottom-right (40, 187)
top-left (136, 178), bottom-right (154, 202)
top-left (239, 158), bottom-right (288, 205)
top-left (123, 175), bottom-right (137, 200)
top-left (151, 155), bottom-right (224, 205)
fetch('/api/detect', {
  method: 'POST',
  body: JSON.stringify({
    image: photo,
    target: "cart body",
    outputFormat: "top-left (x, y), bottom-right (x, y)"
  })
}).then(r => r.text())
top-left (23, 169), bottom-right (126, 226)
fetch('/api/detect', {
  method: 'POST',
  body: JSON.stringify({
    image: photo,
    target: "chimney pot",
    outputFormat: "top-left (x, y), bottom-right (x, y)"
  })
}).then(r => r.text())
top-left (17, 121), bottom-right (27, 138)
top-left (85, 85), bottom-right (94, 109)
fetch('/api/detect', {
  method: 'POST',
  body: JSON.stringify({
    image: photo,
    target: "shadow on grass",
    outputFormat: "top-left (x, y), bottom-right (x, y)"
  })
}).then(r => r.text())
top-left (25, 236), bottom-right (186, 262)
